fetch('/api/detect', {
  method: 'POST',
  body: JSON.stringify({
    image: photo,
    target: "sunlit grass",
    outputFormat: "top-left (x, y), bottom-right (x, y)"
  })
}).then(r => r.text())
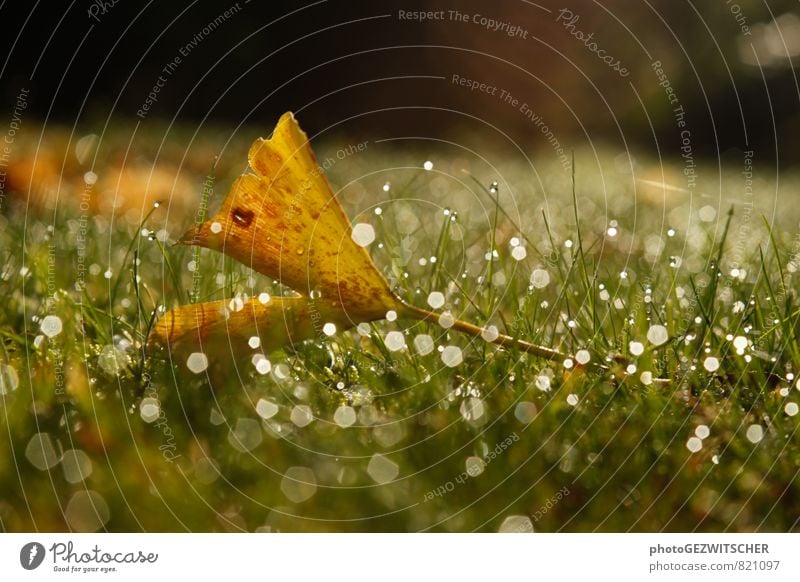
top-left (1, 138), bottom-right (799, 532)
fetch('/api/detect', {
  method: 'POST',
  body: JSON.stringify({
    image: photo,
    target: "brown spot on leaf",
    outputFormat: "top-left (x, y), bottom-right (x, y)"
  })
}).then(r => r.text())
top-left (231, 207), bottom-right (254, 228)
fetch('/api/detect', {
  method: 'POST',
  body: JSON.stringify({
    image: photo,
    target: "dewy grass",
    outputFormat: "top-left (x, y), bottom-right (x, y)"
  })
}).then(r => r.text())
top-left (1, 140), bottom-right (799, 532)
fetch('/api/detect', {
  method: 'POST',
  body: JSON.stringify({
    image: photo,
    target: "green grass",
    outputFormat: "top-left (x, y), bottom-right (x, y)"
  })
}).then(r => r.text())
top-left (1, 139), bottom-right (799, 532)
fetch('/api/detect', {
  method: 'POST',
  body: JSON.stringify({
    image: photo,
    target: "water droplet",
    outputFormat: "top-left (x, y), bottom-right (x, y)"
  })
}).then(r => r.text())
top-left (575, 350), bottom-right (590, 365)
top-left (499, 515), bottom-right (534, 533)
top-left (438, 311), bottom-right (455, 329)
top-left (385, 310), bottom-right (397, 322)
top-left (686, 437), bottom-right (703, 453)
top-left (646, 325), bottom-right (669, 347)
top-left (703, 357), bottom-right (720, 372)
top-left (423, 160), bottom-right (433, 171)
top-left (460, 397), bottom-right (485, 422)
top-left (530, 269), bottom-right (550, 289)
top-left (382, 182), bottom-right (391, 192)
top-left (256, 398), bottom-right (279, 419)
top-left (640, 371), bottom-right (653, 385)
top-left (258, 292), bottom-right (271, 304)
top-left (139, 397), bottom-right (160, 423)
top-left (26, 433), bottom-right (60, 470)
top-left (0, 364), bottom-right (20, 394)
top-left (291, 405), bottom-right (314, 427)
top-left (785, 402), bottom-right (799, 417)
top-left (535, 375), bottom-right (551, 392)
top-left (357, 322), bottom-right (371, 336)
top-left (228, 418), bottom-right (262, 452)
top-left (210, 221), bottom-right (222, 234)
top-left (465, 456), bottom-right (485, 477)
top-left (351, 223), bottom-right (376, 247)
top-left (333, 405), bottom-right (357, 428)
top-left (65, 490), bottom-right (109, 532)
top-left (515, 401), bottom-right (537, 423)
top-left (427, 291), bottom-right (445, 309)
top-left (281, 466), bottom-right (317, 502)
top-left (61, 449), bottom-right (93, 483)
top-left (414, 334), bottom-right (435, 355)
top-left (252, 354), bottom-right (272, 375)
top-left (248, 336), bottom-right (261, 349)
top-left (511, 246), bottom-right (527, 261)
top-left (40, 315), bottom-right (63, 338)
top-left (695, 424), bottom-right (710, 439)
top-left (566, 393), bottom-right (579, 406)
top-left (367, 453), bottom-right (399, 484)
top-left (322, 323), bottom-right (337, 337)
top-left (186, 352), bottom-right (209, 374)
top-left (384, 331), bottom-right (406, 352)
top-left (481, 325), bottom-right (499, 343)
top-left (745, 424), bottom-right (764, 444)
top-left (441, 345), bottom-right (463, 367)
top-left (489, 181), bottom-right (499, 194)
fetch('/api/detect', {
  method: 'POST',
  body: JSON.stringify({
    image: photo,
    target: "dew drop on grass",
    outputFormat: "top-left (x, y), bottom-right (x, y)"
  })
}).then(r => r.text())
top-left (322, 323), bottom-right (337, 337)
top-left (414, 334), bottom-right (435, 355)
top-left (703, 357), bottom-right (720, 372)
top-left (646, 325), bottom-right (669, 346)
top-left (228, 418), bottom-right (263, 452)
top-left (427, 291), bottom-right (445, 309)
top-left (281, 466), bottom-right (318, 503)
top-left (686, 437), bottom-right (703, 453)
top-left (746, 424), bottom-right (764, 444)
top-left (695, 425), bottom-right (710, 439)
top-left (186, 352), bottom-right (209, 374)
top-left (26, 432), bottom-right (60, 470)
top-left (441, 345), bottom-right (463, 367)
top-left (357, 322), bottom-right (371, 336)
top-left (515, 401), bottom-right (538, 423)
top-left (785, 402), bottom-right (799, 417)
top-left (511, 246), bottom-right (527, 261)
top-left (530, 269), bottom-right (550, 289)
top-left (535, 375), bottom-right (551, 392)
top-left (65, 490), bottom-right (109, 532)
top-left (423, 160), bottom-right (433, 171)
top-left (334, 405), bottom-right (357, 428)
top-left (290, 405), bottom-right (314, 427)
top-left (210, 221), bottom-right (222, 234)
top-left (40, 315), bottom-right (63, 338)
top-left (248, 336), bottom-right (261, 349)
top-left (640, 371), bottom-right (653, 385)
top-left (256, 398), bottom-right (279, 420)
top-left (351, 223), bottom-right (376, 247)
top-left (258, 292), bottom-right (271, 304)
top-left (466, 456), bottom-right (485, 477)
top-left (733, 336), bottom-right (748, 351)
top-left (566, 393), bottom-right (579, 406)
top-left (386, 310), bottom-right (397, 322)
top-left (367, 453), bottom-right (399, 484)
top-left (438, 311), bottom-right (455, 329)
top-left (575, 350), bottom-right (591, 365)
top-left (252, 354), bottom-right (271, 375)
top-left (499, 515), bottom-right (534, 533)
top-left (460, 397), bottom-right (485, 422)
top-left (0, 363), bottom-right (19, 394)
top-left (384, 331), bottom-right (405, 352)
top-left (139, 397), bottom-right (160, 423)
top-left (481, 325), bottom-right (499, 342)
top-left (61, 449), bottom-right (93, 484)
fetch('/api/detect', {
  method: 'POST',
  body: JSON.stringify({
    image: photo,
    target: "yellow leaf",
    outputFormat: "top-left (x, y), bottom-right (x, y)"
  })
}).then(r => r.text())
top-left (152, 112), bottom-right (570, 366)
top-left (179, 111), bottom-right (400, 321)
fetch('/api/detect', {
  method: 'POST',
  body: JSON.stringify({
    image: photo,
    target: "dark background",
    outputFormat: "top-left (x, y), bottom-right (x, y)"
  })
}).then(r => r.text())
top-left (1, 0), bottom-right (799, 163)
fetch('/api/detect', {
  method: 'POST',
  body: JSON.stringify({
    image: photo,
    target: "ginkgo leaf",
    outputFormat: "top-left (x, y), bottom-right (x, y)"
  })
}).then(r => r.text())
top-left (152, 112), bottom-right (573, 367)
top-left (179, 112), bottom-right (401, 322)
top-left (150, 295), bottom-right (355, 354)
